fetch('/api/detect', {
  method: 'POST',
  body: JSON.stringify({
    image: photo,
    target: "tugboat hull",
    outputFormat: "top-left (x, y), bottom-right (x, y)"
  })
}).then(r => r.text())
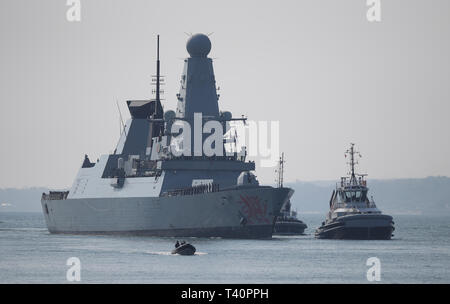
top-left (273, 220), bottom-right (307, 235)
top-left (315, 214), bottom-right (394, 240)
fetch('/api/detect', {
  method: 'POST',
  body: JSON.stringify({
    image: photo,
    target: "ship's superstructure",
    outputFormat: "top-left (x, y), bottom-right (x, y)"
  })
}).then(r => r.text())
top-left (41, 34), bottom-right (293, 239)
top-left (315, 144), bottom-right (394, 240)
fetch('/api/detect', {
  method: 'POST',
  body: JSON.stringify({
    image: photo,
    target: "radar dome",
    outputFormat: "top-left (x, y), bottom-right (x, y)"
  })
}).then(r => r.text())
top-left (164, 110), bottom-right (176, 121)
top-left (221, 111), bottom-right (232, 121)
top-left (186, 33), bottom-right (211, 57)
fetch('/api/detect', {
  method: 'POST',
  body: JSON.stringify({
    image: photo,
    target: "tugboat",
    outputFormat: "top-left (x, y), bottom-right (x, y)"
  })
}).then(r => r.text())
top-left (273, 153), bottom-right (307, 235)
top-left (273, 200), bottom-right (307, 235)
top-left (315, 144), bottom-right (394, 240)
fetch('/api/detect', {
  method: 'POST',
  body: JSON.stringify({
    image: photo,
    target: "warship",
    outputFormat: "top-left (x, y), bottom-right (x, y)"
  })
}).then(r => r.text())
top-left (41, 34), bottom-right (293, 239)
top-left (315, 144), bottom-right (394, 240)
top-left (273, 153), bottom-right (307, 235)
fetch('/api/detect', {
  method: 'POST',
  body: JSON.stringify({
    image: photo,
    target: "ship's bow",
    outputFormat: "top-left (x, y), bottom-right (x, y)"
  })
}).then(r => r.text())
top-left (234, 186), bottom-right (294, 238)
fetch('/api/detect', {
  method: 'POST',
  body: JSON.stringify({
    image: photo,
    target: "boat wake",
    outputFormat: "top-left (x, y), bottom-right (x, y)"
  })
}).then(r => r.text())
top-left (147, 251), bottom-right (207, 256)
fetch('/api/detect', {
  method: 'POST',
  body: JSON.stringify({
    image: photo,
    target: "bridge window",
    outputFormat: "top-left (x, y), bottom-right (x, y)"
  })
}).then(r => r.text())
top-left (344, 191), bottom-right (364, 202)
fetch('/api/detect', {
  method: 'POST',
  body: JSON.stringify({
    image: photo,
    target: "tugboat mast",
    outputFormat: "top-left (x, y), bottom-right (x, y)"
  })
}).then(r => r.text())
top-left (277, 153), bottom-right (285, 188)
top-left (345, 143), bottom-right (361, 185)
top-left (349, 143), bottom-right (356, 179)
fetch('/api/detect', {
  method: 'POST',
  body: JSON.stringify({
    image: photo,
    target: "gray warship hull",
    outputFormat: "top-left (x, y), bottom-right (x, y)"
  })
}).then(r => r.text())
top-left (42, 187), bottom-right (293, 239)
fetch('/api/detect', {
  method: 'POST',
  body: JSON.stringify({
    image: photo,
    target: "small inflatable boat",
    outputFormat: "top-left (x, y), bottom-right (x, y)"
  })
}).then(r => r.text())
top-left (171, 241), bottom-right (196, 256)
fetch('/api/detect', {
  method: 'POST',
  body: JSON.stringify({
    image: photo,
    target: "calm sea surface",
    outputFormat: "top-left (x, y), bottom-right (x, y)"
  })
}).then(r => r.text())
top-left (0, 212), bottom-right (449, 283)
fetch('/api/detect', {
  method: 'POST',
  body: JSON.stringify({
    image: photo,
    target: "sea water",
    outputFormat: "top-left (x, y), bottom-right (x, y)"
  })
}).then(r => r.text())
top-left (0, 212), bottom-right (449, 283)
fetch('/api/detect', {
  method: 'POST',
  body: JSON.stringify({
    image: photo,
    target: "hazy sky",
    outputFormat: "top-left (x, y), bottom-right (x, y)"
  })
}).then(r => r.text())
top-left (0, 0), bottom-right (449, 189)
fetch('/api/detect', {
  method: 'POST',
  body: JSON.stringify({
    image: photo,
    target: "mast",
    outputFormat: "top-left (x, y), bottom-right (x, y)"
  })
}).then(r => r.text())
top-left (155, 35), bottom-right (161, 116)
top-left (345, 143), bottom-right (362, 185)
top-left (150, 34), bottom-right (164, 118)
top-left (350, 143), bottom-right (355, 178)
top-left (155, 35), bottom-right (161, 107)
top-left (277, 153), bottom-right (285, 188)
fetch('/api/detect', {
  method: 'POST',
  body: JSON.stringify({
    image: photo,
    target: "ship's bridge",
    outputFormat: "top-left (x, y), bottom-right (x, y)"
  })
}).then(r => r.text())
top-left (340, 186), bottom-right (368, 203)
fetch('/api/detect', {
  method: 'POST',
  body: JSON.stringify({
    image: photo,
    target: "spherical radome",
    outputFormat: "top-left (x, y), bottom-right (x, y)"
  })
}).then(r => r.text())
top-left (221, 111), bottom-right (232, 121)
top-left (164, 110), bottom-right (176, 121)
top-left (186, 33), bottom-right (211, 57)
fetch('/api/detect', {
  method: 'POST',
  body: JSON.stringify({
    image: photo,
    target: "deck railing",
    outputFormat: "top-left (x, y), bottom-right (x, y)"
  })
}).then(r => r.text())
top-left (161, 183), bottom-right (220, 197)
top-left (42, 191), bottom-right (69, 200)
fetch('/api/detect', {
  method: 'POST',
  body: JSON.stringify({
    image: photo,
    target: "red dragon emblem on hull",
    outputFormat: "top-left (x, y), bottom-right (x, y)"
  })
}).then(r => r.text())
top-left (238, 195), bottom-right (270, 224)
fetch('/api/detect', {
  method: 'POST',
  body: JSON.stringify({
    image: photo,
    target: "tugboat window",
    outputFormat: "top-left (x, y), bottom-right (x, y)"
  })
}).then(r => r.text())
top-left (361, 190), bottom-right (368, 202)
top-left (345, 191), bottom-right (352, 202)
top-left (344, 191), bottom-right (363, 202)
